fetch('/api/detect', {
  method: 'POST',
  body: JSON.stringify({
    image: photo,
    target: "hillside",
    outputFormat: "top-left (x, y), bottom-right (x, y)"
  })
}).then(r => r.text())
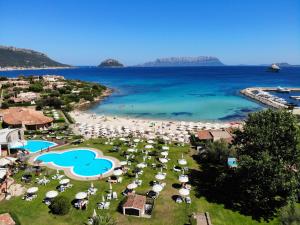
top-left (139, 56), bottom-right (224, 67)
top-left (0, 46), bottom-right (69, 68)
top-left (98, 59), bottom-right (124, 67)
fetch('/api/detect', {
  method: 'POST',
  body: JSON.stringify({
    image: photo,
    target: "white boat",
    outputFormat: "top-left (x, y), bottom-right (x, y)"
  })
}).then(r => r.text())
top-left (268, 64), bottom-right (280, 72)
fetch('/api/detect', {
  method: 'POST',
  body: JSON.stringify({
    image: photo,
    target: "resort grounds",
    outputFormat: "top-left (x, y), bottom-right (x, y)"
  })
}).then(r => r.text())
top-left (0, 138), bottom-right (282, 225)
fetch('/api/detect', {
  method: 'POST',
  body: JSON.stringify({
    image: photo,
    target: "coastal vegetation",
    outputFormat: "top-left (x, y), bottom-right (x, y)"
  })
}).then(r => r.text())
top-left (0, 46), bottom-right (69, 68)
top-left (98, 59), bottom-right (124, 67)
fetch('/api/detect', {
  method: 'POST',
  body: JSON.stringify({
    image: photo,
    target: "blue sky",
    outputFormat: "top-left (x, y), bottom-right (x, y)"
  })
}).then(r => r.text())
top-left (0, 0), bottom-right (299, 66)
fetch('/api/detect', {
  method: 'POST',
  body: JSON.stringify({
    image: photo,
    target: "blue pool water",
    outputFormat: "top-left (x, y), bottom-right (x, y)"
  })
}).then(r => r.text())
top-left (1, 66), bottom-right (300, 121)
top-left (18, 140), bottom-right (57, 153)
top-left (35, 149), bottom-right (113, 177)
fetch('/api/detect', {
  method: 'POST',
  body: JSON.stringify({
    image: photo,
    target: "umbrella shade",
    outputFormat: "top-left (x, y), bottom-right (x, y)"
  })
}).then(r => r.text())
top-left (145, 145), bottom-right (153, 149)
top-left (127, 148), bottom-right (135, 153)
top-left (120, 161), bottom-right (127, 166)
top-left (75, 192), bottom-right (87, 200)
top-left (159, 158), bottom-right (168, 163)
top-left (152, 184), bottom-right (163, 192)
top-left (155, 173), bottom-right (166, 180)
top-left (178, 159), bottom-right (187, 165)
top-left (137, 163), bottom-right (146, 168)
top-left (113, 169), bottom-right (123, 176)
top-left (161, 151), bottom-right (168, 156)
top-left (46, 190), bottom-right (58, 198)
top-left (119, 138), bottom-right (126, 141)
top-left (133, 139), bottom-right (140, 143)
top-left (162, 146), bottom-right (169, 150)
top-left (27, 187), bottom-right (38, 194)
top-left (179, 188), bottom-right (190, 196)
top-left (59, 179), bottom-right (70, 185)
top-left (127, 183), bottom-right (138, 189)
top-left (178, 175), bottom-right (189, 183)
top-left (147, 140), bottom-right (154, 144)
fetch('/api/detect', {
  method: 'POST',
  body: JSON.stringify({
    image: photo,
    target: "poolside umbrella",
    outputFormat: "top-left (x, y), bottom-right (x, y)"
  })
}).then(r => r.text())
top-left (46, 190), bottom-right (58, 199)
top-left (27, 187), bottom-right (38, 194)
top-left (152, 184), bottom-right (163, 193)
top-left (113, 169), bottom-right (123, 176)
top-left (127, 148), bottom-right (135, 153)
top-left (75, 192), bottom-right (87, 200)
top-left (137, 163), bottom-right (146, 168)
top-left (120, 161), bottom-right (127, 166)
top-left (59, 179), bottom-right (70, 185)
top-left (119, 138), bottom-right (126, 141)
top-left (92, 209), bottom-right (97, 218)
top-left (133, 139), bottom-right (140, 143)
top-left (179, 188), bottom-right (190, 196)
top-left (147, 140), bottom-right (154, 144)
top-left (178, 159), bottom-right (187, 166)
top-left (161, 151), bottom-right (168, 156)
top-left (178, 175), bottom-right (189, 183)
top-left (127, 183), bottom-right (137, 190)
top-left (145, 145), bottom-right (153, 149)
top-left (155, 173), bottom-right (166, 180)
top-left (159, 158), bottom-right (168, 164)
top-left (162, 146), bottom-right (169, 150)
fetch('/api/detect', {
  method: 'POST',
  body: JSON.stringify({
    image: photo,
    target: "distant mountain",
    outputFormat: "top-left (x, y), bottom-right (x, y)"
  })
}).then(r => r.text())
top-left (139, 56), bottom-right (224, 67)
top-left (98, 59), bottom-right (124, 67)
top-left (0, 45), bottom-right (69, 68)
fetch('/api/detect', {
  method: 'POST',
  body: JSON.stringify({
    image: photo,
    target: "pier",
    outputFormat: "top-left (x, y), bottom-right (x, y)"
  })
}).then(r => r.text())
top-left (240, 87), bottom-right (300, 112)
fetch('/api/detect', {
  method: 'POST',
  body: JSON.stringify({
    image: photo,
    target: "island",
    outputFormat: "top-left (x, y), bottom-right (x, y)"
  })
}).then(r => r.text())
top-left (139, 56), bottom-right (224, 67)
top-left (0, 45), bottom-right (70, 70)
top-left (98, 59), bottom-right (124, 67)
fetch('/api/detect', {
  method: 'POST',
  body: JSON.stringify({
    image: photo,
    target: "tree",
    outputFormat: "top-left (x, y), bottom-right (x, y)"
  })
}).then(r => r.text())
top-left (29, 82), bottom-right (43, 92)
top-left (49, 196), bottom-right (70, 215)
top-left (232, 109), bottom-right (300, 219)
top-left (92, 214), bottom-right (116, 225)
top-left (203, 140), bottom-right (233, 164)
top-left (279, 203), bottom-right (300, 225)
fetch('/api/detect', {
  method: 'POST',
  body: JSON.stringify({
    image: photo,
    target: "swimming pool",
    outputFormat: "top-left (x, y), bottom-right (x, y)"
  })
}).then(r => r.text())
top-left (35, 149), bottom-right (114, 177)
top-left (18, 140), bottom-right (57, 153)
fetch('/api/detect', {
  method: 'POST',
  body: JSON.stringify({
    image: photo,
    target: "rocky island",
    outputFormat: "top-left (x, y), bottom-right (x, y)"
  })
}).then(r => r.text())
top-left (139, 56), bottom-right (224, 67)
top-left (0, 45), bottom-right (70, 70)
top-left (98, 59), bottom-right (124, 67)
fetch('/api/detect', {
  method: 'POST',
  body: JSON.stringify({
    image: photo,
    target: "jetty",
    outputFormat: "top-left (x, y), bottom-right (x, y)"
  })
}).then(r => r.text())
top-left (240, 87), bottom-right (300, 110)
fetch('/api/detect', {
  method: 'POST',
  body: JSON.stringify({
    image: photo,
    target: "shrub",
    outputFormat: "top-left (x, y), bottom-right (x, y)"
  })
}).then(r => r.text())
top-left (50, 196), bottom-right (70, 215)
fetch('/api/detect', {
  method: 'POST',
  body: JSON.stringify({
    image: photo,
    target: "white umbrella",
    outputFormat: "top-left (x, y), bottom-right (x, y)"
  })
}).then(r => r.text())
top-left (179, 188), bottom-right (190, 196)
top-left (46, 190), bottom-right (58, 198)
top-left (137, 163), bottom-right (146, 168)
top-left (145, 145), bottom-right (153, 149)
top-left (133, 139), bottom-right (140, 143)
top-left (178, 159), bottom-right (187, 165)
top-left (119, 138), bottom-right (126, 141)
top-left (59, 179), bottom-right (70, 185)
top-left (161, 151), bottom-right (168, 156)
top-left (147, 140), bottom-right (154, 144)
top-left (159, 158), bottom-right (168, 163)
top-left (113, 169), bottom-right (123, 176)
top-left (178, 175), bottom-right (189, 183)
top-left (127, 183), bottom-right (138, 189)
top-left (162, 146), bottom-right (169, 150)
top-left (127, 148), bottom-right (135, 153)
top-left (155, 173), bottom-right (166, 180)
top-left (152, 184), bottom-right (163, 192)
top-left (91, 182), bottom-right (94, 188)
top-left (27, 187), bottom-right (38, 194)
top-left (120, 161), bottom-right (127, 166)
top-left (75, 192), bottom-right (87, 200)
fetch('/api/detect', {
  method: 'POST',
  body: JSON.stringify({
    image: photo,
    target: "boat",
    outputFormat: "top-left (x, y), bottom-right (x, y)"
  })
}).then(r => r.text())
top-left (268, 63), bottom-right (280, 72)
top-left (276, 86), bottom-right (290, 93)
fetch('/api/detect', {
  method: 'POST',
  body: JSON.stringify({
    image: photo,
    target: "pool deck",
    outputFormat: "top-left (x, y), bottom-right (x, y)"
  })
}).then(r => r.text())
top-left (28, 147), bottom-right (120, 181)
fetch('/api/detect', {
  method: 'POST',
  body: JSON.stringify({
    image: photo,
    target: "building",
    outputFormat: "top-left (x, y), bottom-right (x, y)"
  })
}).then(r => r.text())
top-left (0, 213), bottom-right (16, 225)
top-left (197, 129), bottom-right (233, 143)
top-left (10, 92), bottom-right (39, 104)
top-left (122, 194), bottom-right (147, 217)
top-left (1, 107), bottom-right (53, 130)
top-left (42, 75), bottom-right (65, 82)
top-left (0, 128), bottom-right (24, 156)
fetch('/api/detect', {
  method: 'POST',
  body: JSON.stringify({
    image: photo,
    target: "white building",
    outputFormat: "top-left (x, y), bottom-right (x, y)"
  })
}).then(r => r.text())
top-left (0, 128), bottom-right (25, 156)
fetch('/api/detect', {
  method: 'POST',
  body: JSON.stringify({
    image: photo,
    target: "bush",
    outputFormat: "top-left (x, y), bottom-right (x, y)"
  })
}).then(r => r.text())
top-left (50, 196), bottom-right (70, 215)
top-left (1, 102), bottom-right (9, 109)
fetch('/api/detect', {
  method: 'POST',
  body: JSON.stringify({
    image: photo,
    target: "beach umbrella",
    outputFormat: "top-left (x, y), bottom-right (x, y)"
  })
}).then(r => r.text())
top-left (75, 192), bottom-right (87, 200)
top-left (46, 190), bottom-right (58, 199)
top-left (145, 145), bottom-right (153, 149)
top-left (133, 139), bottom-right (140, 143)
top-left (147, 140), bottom-right (154, 144)
top-left (119, 138), bottom-right (126, 141)
top-left (179, 188), bottom-right (190, 196)
top-left (92, 209), bottom-right (97, 218)
top-left (137, 163), bottom-right (146, 168)
top-left (178, 175), bottom-right (189, 183)
top-left (162, 146), bottom-right (169, 150)
top-left (27, 187), bottom-right (38, 194)
top-left (127, 148), bottom-right (135, 153)
top-left (155, 173), bottom-right (166, 180)
top-left (56, 169), bottom-right (60, 174)
top-left (91, 182), bottom-right (94, 188)
top-left (120, 161), bottom-right (127, 166)
top-left (113, 169), bottom-right (123, 176)
top-left (59, 179), bottom-right (70, 185)
top-left (127, 183), bottom-right (138, 190)
top-left (152, 184), bottom-right (163, 193)
top-left (161, 151), bottom-right (168, 156)
top-left (159, 158), bottom-right (168, 164)
top-left (178, 159), bottom-right (187, 166)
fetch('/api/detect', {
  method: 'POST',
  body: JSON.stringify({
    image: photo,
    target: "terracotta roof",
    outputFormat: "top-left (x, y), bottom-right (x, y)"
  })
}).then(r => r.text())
top-left (197, 130), bottom-right (213, 140)
top-left (0, 213), bottom-right (16, 225)
top-left (2, 107), bottom-right (53, 126)
top-left (123, 194), bottom-right (146, 210)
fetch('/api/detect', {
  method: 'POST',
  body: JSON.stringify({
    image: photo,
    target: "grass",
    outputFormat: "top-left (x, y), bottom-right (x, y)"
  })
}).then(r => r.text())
top-left (0, 139), bottom-right (281, 225)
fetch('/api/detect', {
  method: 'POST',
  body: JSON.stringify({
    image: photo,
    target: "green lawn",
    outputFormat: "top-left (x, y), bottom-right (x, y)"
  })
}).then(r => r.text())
top-left (0, 139), bottom-right (280, 225)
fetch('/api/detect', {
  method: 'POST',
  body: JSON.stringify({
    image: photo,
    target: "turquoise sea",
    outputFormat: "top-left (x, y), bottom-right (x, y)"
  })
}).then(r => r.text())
top-left (1, 66), bottom-right (300, 121)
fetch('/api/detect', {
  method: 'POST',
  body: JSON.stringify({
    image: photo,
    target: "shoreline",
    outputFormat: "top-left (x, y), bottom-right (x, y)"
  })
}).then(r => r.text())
top-left (0, 66), bottom-right (75, 72)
